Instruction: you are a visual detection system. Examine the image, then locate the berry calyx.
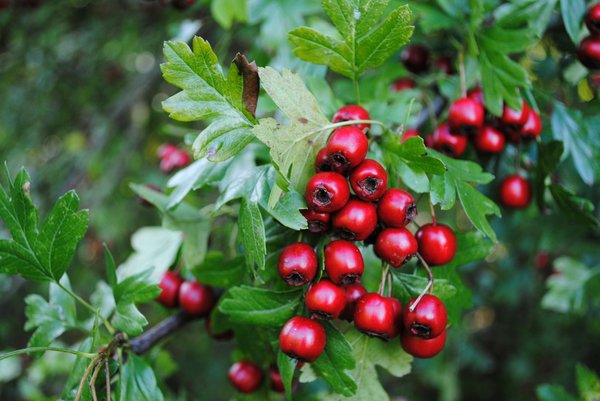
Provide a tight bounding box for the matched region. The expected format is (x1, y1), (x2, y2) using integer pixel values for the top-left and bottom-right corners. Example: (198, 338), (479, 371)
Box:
(448, 97), (485, 136)
(278, 242), (318, 286)
(279, 316), (326, 362)
(402, 294), (447, 339)
(578, 36), (600, 70)
(374, 228), (418, 267)
(301, 209), (330, 233)
(585, 4), (600, 35)
(401, 44), (430, 74)
(178, 281), (215, 316)
(391, 77), (416, 92)
(349, 159), (388, 201)
(315, 148), (332, 172)
(415, 223), (457, 266)
(325, 126), (369, 173)
(269, 365), (285, 393)
(353, 293), (396, 340)
(305, 279), (347, 320)
(377, 188), (417, 228)
(332, 105), (371, 132)
(305, 172), (350, 213)
(400, 329), (447, 358)
(332, 198), (378, 241)
(474, 125), (506, 154)
(324, 240), (365, 285)
(156, 271), (184, 308)
(341, 283), (368, 321)
(499, 175), (532, 209)
(426, 122), (468, 157)
(228, 360), (264, 394)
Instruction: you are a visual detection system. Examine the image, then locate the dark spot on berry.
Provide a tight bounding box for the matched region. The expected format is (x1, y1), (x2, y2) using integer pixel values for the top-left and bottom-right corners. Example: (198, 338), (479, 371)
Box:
(314, 186), (332, 206)
(358, 177), (382, 195)
(285, 272), (307, 286)
(311, 311), (333, 320)
(337, 229), (357, 241)
(341, 274), (360, 286)
(409, 323), (433, 339)
(405, 202), (417, 223)
(307, 221), (327, 233)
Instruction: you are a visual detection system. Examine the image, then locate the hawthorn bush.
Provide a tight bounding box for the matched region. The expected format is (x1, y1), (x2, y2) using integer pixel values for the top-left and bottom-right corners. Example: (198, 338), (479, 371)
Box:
(1, 0), (600, 400)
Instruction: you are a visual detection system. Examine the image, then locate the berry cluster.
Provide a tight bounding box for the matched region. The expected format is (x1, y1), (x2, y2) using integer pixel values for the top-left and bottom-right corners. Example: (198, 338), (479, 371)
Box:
(227, 361), (287, 394)
(157, 143), (192, 174)
(277, 105), (456, 366)
(579, 4), (600, 71)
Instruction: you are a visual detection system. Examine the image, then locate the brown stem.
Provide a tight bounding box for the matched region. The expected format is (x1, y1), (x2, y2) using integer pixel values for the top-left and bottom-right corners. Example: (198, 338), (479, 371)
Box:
(105, 361), (111, 401)
(128, 311), (197, 355)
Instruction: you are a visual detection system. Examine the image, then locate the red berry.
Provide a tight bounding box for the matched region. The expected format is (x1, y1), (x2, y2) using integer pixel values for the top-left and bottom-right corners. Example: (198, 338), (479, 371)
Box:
(585, 4), (600, 35)
(375, 228), (418, 268)
(349, 159), (388, 201)
(426, 122), (468, 157)
(301, 209), (330, 233)
(402, 294), (447, 339)
(325, 126), (369, 174)
(401, 129), (420, 142)
(474, 125), (505, 154)
(228, 360), (264, 394)
(391, 77), (416, 92)
(535, 251), (551, 270)
(499, 175), (532, 209)
(354, 293), (396, 340)
(156, 271), (184, 308)
(415, 224), (457, 266)
(305, 279), (347, 320)
(332, 198), (378, 241)
(467, 87), (484, 105)
(518, 107), (542, 142)
(332, 105), (371, 132)
(448, 97), (485, 136)
(433, 56), (455, 75)
(278, 242), (318, 286)
(157, 144), (178, 159)
(269, 365), (285, 393)
(205, 317), (234, 341)
(501, 101), (529, 133)
(385, 297), (403, 339)
(377, 188), (417, 228)
(315, 148), (332, 172)
(159, 147), (192, 173)
(324, 240), (364, 285)
(178, 281), (215, 316)
(305, 172), (350, 213)
(401, 329), (447, 358)
(341, 283), (368, 321)
(279, 316), (326, 362)
(401, 44), (430, 74)
(578, 36), (600, 70)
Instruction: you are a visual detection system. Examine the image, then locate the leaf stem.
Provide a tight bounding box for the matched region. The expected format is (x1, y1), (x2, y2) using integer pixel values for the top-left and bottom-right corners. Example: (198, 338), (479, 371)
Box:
(458, 50), (467, 98)
(353, 78), (361, 104)
(429, 197), (437, 226)
(0, 347), (96, 361)
(57, 282), (116, 335)
(300, 119), (386, 142)
(75, 357), (101, 401)
(378, 262), (390, 295)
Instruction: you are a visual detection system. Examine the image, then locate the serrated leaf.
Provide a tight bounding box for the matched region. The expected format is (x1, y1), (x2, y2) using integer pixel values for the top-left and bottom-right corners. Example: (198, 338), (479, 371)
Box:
(549, 184), (600, 231)
(211, 0), (248, 29)
(576, 364), (600, 401)
(541, 257), (594, 314)
(277, 350), (297, 401)
(560, 0), (586, 44)
(118, 355), (165, 401)
(495, 0), (558, 37)
(192, 251), (245, 288)
(112, 302), (148, 336)
(239, 199), (266, 274)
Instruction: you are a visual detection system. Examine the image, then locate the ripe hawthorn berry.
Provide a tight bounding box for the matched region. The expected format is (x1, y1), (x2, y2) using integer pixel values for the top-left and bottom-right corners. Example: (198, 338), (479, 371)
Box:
(585, 4), (600, 35)
(305, 279), (347, 320)
(518, 107), (542, 142)
(158, 144), (191, 173)
(375, 228), (418, 268)
(425, 122), (468, 157)
(269, 365), (285, 393)
(178, 281), (215, 316)
(278, 242), (318, 286)
(385, 297), (403, 340)
(448, 97), (485, 136)
(156, 271), (184, 308)
(402, 294), (448, 339)
(391, 77), (416, 92)
(401, 329), (447, 358)
(340, 283), (368, 321)
(315, 148), (332, 172)
(499, 175), (532, 209)
(401, 129), (420, 142)
(401, 44), (430, 74)
(433, 56), (455, 75)
(501, 101), (529, 133)
(415, 223), (457, 266)
(305, 172), (350, 213)
(578, 36), (600, 70)
(228, 360), (264, 394)
(279, 316), (326, 362)
(474, 125), (505, 154)
(332, 198), (378, 241)
(301, 209), (330, 233)
(349, 159), (388, 201)
(353, 293), (396, 340)
(467, 87), (484, 105)
(324, 240), (365, 285)
(377, 188), (417, 228)
(325, 126), (369, 174)
(332, 105), (371, 132)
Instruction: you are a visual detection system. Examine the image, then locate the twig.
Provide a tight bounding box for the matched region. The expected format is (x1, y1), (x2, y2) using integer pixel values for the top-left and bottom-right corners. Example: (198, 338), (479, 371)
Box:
(128, 310), (196, 354)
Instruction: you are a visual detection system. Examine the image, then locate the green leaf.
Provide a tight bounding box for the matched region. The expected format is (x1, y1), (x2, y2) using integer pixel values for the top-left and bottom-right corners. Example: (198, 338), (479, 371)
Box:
(536, 384), (580, 401)
(112, 302), (149, 337)
(548, 184), (600, 231)
(61, 335), (99, 401)
(289, 1), (414, 78)
(118, 355), (165, 401)
(192, 251), (245, 288)
(534, 141), (564, 210)
(495, 0), (558, 37)
(161, 37), (254, 161)
(277, 350), (297, 401)
(576, 364), (600, 401)
(103, 243), (117, 289)
(211, 0), (248, 29)
(239, 199), (266, 274)
(541, 257), (594, 314)
(219, 286), (302, 327)
(560, 0), (586, 44)
(112, 269), (160, 336)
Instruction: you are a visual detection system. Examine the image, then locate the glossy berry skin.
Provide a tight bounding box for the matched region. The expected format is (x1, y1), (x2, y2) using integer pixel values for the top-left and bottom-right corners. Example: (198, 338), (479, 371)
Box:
(325, 126), (369, 174)
(324, 240), (365, 285)
(205, 317), (234, 341)
(315, 148), (332, 172)
(228, 360), (264, 394)
(377, 188), (417, 228)
(332, 198), (378, 241)
(301, 209), (330, 233)
(269, 365), (285, 393)
(499, 175), (532, 209)
(578, 36), (600, 70)
(518, 107), (542, 142)
(401, 129), (420, 142)
(305, 279), (347, 320)
(401, 329), (447, 358)
(332, 105), (371, 132)
(501, 101), (529, 133)
(341, 283), (368, 321)
(426, 122), (468, 157)
(585, 4), (600, 35)
(402, 294), (448, 339)
(178, 281), (215, 316)
(305, 172), (350, 213)
(467, 87), (484, 105)
(416, 224), (457, 266)
(279, 316), (326, 362)
(278, 242), (318, 286)
(385, 297), (403, 339)
(354, 293), (396, 340)
(474, 125), (505, 154)
(349, 159), (388, 201)
(391, 77), (416, 92)
(156, 271), (184, 308)
(375, 228), (418, 268)
(448, 98), (485, 136)
(401, 44), (430, 74)
(433, 56), (455, 75)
